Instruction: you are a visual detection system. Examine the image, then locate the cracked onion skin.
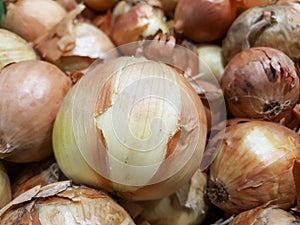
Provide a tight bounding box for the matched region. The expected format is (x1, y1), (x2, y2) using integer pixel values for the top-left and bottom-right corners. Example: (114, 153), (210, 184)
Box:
(0, 60), (72, 163)
(221, 47), (300, 122)
(52, 56), (207, 201)
(207, 120), (300, 215)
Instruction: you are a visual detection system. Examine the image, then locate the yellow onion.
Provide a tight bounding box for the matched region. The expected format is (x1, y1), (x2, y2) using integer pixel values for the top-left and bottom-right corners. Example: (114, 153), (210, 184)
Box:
(84, 0), (118, 12)
(53, 56), (207, 201)
(207, 120), (300, 215)
(34, 5), (119, 73)
(0, 181), (136, 224)
(0, 60), (72, 163)
(0, 162), (11, 209)
(229, 205), (299, 224)
(1, 0), (67, 42)
(0, 28), (38, 70)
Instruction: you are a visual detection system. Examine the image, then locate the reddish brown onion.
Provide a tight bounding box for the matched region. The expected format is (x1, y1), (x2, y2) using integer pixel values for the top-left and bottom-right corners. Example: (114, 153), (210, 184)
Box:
(0, 60), (72, 163)
(221, 47), (300, 122)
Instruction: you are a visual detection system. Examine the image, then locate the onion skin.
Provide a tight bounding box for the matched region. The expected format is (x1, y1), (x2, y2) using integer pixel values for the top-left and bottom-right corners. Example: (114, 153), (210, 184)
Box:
(207, 120), (300, 215)
(221, 47), (300, 122)
(174, 0), (236, 42)
(0, 162), (11, 209)
(0, 60), (72, 163)
(1, 0), (67, 42)
(53, 56), (207, 201)
(222, 5), (300, 64)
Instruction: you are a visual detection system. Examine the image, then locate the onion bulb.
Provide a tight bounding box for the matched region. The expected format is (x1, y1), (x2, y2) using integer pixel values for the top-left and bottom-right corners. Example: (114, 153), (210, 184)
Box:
(222, 5), (300, 64)
(1, 0), (67, 42)
(84, 0), (118, 12)
(0, 28), (37, 70)
(0, 162), (11, 209)
(221, 47), (300, 122)
(0, 60), (72, 163)
(53, 56), (207, 201)
(34, 5), (119, 73)
(207, 120), (300, 215)
(0, 181), (136, 225)
(235, 0), (277, 13)
(229, 205), (300, 224)
(174, 0), (236, 42)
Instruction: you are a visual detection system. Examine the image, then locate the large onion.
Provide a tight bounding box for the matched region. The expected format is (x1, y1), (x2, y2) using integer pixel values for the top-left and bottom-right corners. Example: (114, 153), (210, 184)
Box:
(222, 5), (300, 64)
(53, 56), (207, 201)
(0, 60), (72, 163)
(0, 162), (11, 209)
(1, 0), (67, 42)
(207, 120), (300, 215)
(221, 47), (300, 122)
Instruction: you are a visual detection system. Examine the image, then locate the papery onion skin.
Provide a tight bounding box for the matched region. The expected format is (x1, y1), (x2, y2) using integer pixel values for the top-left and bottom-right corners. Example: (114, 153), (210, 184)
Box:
(0, 60), (72, 163)
(1, 0), (67, 42)
(0, 28), (37, 70)
(53, 56), (207, 201)
(221, 47), (300, 122)
(207, 120), (300, 215)
(174, 0), (236, 42)
(222, 5), (300, 64)
(0, 162), (11, 209)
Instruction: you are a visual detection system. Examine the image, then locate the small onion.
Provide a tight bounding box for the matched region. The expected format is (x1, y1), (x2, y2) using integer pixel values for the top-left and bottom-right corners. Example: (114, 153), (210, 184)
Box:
(221, 47), (300, 122)
(0, 28), (37, 70)
(0, 162), (11, 209)
(174, 0), (236, 42)
(53, 56), (207, 201)
(84, 0), (118, 12)
(0, 60), (72, 163)
(0, 181), (136, 225)
(207, 120), (300, 215)
(222, 5), (300, 64)
(1, 0), (67, 42)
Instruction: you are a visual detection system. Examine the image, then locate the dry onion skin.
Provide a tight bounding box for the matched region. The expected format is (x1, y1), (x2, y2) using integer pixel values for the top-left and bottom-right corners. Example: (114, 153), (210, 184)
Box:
(229, 205), (300, 225)
(222, 5), (300, 64)
(1, 0), (67, 42)
(52, 56), (207, 201)
(0, 60), (72, 163)
(221, 47), (300, 122)
(207, 120), (300, 215)
(0, 28), (37, 70)
(0, 162), (12, 209)
(34, 5), (119, 73)
(0, 181), (136, 225)
(174, 0), (236, 42)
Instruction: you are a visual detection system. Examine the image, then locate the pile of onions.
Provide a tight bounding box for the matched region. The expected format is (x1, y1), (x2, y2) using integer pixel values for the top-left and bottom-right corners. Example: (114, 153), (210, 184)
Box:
(0, 28), (37, 70)
(221, 47), (300, 122)
(174, 0), (236, 42)
(0, 181), (135, 225)
(222, 5), (300, 64)
(207, 120), (300, 215)
(1, 0), (67, 42)
(0, 60), (72, 163)
(34, 5), (119, 73)
(0, 162), (11, 209)
(53, 56), (207, 201)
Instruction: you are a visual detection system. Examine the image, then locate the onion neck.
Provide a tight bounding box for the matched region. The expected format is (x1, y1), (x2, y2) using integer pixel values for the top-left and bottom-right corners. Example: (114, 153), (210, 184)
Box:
(207, 179), (228, 204)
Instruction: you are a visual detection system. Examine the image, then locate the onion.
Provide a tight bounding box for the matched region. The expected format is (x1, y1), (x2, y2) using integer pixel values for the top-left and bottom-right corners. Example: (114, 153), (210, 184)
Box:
(229, 205), (299, 224)
(0, 60), (72, 163)
(235, 0), (276, 13)
(161, 0), (178, 18)
(52, 56), (207, 201)
(276, 0), (300, 12)
(34, 5), (119, 73)
(55, 0), (79, 11)
(84, 0), (118, 12)
(0, 28), (37, 70)
(207, 120), (300, 215)
(221, 47), (300, 122)
(0, 162), (11, 209)
(174, 0), (236, 42)
(0, 181), (136, 225)
(1, 0), (67, 42)
(222, 5), (300, 64)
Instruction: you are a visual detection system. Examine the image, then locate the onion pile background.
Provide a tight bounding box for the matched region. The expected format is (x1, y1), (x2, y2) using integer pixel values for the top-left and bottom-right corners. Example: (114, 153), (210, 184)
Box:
(0, 0), (300, 224)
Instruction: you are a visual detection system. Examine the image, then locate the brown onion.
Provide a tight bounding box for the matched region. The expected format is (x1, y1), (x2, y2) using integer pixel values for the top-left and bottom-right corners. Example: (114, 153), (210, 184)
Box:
(0, 162), (11, 209)
(207, 120), (300, 214)
(1, 0), (66, 42)
(235, 0), (276, 13)
(0, 181), (136, 225)
(0, 60), (72, 163)
(174, 0), (236, 42)
(84, 0), (118, 12)
(222, 5), (300, 64)
(221, 47), (300, 122)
